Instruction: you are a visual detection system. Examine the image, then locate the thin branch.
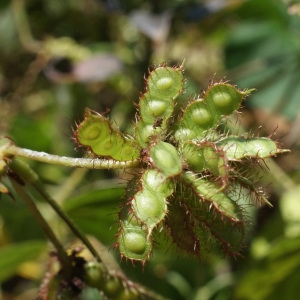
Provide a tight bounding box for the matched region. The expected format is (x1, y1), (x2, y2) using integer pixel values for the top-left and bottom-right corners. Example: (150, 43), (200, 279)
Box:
(4, 144), (141, 169)
(32, 180), (103, 263)
(11, 0), (41, 53)
(8, 159), (106, 264)
(8, 160), (167, 300)
(9, 179), (72, 276)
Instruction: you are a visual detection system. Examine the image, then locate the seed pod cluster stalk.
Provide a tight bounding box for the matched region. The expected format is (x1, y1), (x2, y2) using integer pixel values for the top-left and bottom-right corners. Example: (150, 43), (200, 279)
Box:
(84, 261), (141, 299)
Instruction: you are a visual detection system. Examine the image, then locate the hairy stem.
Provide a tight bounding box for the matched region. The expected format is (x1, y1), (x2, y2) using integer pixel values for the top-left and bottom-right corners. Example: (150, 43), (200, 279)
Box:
(4, 145), (140, 169)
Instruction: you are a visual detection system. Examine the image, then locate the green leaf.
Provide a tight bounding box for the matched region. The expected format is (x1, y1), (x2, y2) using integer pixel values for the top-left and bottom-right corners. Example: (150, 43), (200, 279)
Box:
(235, 237), (300, 300)
(280, 186), (300, 238)
(64, 188), (123, 244)
(63, 187), (124, 212)
(0, 241), (46, 282)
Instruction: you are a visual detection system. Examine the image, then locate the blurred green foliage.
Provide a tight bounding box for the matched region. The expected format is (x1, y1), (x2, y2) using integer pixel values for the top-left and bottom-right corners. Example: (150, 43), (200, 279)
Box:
(0, 0), (300, 299)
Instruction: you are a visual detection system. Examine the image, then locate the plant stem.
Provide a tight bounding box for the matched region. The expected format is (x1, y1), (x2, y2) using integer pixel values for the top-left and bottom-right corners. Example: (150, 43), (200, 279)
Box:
(9, 179), (72, 276)
(32, 180), (103, 263)
(8, 158), (104, 263)
(8, 160), (167, 300)
(11, 0), (41, 53)
(4, 144), (140, 169)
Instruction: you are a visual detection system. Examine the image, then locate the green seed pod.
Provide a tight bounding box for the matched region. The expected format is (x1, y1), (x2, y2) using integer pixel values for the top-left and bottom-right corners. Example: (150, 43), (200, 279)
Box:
(173, 126), (196, 141)
(175, 99), (214, 141)
(75, 109), (140, 161)
(118, 225), (152, 262)
(166, 198), (200, 257)
(190, 104), (213, 126)
(182, 142), (228, 179)
(125, 170), (172, 229)
(184, 173), (242, 221)
(147, 66), (183, 99)
(174, 84), (252, 143)
(132, 189), (167, 228)
(84, 261), (139, 299)
(115, 288), (138, 300)
(208, 218), (245, 253)
(118, 169), (173, 261)
(84, 261), (106, 289)
(135, 120), (163, 148)
(205, 83), (252, 116)
(101, 277), (123, 298)
(149, 141), (182, 177)
(135, 65), (184, 146)
(202, 145), (228, 179)
(179, 172), (245, 254)
(139, 94), (173, 124)
(119, 204), (141, 228)
(142, 168), (174, 196)
(217, 137), (289, 160)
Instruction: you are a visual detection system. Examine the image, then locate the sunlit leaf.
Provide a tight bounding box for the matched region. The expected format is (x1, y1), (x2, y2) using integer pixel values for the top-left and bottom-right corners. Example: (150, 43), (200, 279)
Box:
(0, 241), (46, 282)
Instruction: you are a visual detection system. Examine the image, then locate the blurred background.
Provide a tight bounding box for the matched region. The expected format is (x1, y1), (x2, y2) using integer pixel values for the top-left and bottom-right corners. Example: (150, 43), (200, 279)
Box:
(1, 0), (300, 299)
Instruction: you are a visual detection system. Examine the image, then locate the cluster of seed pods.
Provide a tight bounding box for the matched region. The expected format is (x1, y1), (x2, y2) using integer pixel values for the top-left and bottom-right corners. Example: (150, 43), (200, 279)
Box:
(41, 256), (145, 299)
(75, 109), (140, 161)
(75, 63), (287, 264)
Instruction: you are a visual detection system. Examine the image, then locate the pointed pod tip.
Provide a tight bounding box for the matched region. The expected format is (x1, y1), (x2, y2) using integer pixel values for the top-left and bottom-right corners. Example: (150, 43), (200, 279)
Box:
(180, 58), (186, 69)
(242, 88), (256, 96)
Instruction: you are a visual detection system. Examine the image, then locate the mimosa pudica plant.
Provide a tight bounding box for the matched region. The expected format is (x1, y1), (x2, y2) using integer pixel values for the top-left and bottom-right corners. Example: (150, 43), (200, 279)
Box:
(73, 62), (288, 264)
(0, 62), (289, 299)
